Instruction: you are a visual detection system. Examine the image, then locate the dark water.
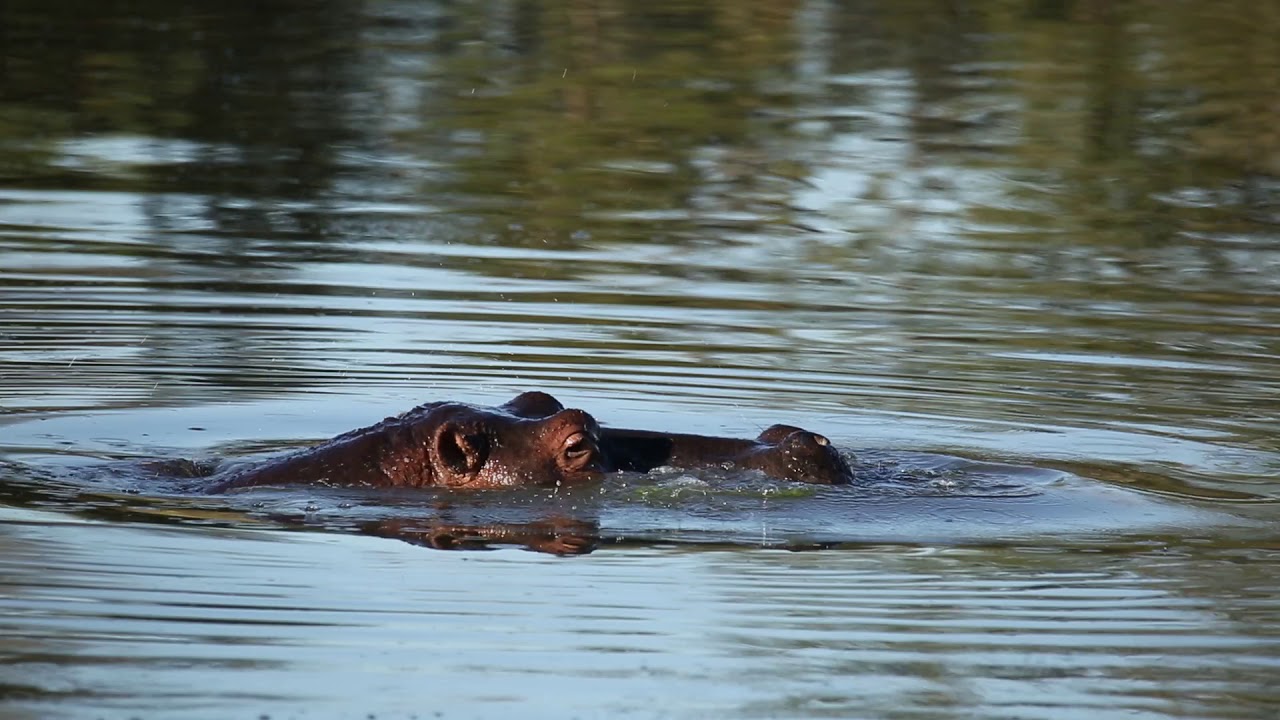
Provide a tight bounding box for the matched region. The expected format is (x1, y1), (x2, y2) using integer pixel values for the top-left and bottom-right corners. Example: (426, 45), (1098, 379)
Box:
(3, 1), (1279, 718)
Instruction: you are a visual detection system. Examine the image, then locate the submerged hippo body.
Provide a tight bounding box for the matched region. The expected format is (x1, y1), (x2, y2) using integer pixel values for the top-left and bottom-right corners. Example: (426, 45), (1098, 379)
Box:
(206, 394), (603, 492)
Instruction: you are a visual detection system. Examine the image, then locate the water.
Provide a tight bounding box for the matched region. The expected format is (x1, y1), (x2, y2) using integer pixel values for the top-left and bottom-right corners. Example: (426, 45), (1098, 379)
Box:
(2, 1), (1279, 717)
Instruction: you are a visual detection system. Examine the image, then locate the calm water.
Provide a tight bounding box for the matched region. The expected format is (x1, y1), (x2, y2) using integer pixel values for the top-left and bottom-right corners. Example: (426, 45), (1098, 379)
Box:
(3, 1), (1279, 718)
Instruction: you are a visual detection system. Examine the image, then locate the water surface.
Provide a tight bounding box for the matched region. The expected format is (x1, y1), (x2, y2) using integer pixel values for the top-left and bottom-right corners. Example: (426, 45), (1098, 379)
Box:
(2, 1), (1279, 718)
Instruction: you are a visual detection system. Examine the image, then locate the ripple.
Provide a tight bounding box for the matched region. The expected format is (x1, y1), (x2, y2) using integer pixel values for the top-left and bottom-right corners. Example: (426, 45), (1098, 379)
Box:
(3, 3), (1280, 717)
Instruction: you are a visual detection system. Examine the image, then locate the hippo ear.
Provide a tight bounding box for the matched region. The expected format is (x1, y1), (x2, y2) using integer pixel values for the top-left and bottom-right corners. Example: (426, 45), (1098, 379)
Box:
(435, 424), (489, 475)
(756, 424), (805, 444)
(501, 391), (565, 419)
(778, 430), (829, 451)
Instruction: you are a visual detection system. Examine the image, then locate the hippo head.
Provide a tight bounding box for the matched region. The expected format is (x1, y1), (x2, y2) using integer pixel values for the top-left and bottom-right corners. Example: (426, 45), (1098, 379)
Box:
(407, 392), (603, 489)
(743, 424), (855, 485)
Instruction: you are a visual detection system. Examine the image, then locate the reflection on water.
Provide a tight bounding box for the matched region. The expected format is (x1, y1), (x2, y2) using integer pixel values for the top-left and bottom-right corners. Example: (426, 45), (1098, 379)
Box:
(3, 506), (1278, 719)
(2, 0), (1279, 718)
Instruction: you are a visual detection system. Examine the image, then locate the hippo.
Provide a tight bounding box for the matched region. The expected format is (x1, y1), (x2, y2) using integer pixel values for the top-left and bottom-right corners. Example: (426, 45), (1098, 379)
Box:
(206, 394), (604, 492)
(203, 391), (853, 492)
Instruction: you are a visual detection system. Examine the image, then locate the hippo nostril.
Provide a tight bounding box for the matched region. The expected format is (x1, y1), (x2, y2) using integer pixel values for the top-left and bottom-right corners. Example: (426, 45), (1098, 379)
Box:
(562, 432), (595, 461)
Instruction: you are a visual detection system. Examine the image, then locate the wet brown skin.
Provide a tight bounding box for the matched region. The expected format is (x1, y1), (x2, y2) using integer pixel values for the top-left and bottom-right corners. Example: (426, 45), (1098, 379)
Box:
(205, 391), (852, 492)
(205, 394), (603, 492)
(505, 391), (855, 486)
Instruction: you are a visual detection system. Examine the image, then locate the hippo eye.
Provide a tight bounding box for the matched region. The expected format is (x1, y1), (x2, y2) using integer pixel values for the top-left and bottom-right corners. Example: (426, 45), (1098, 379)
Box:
(562, 432), (594, 459)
